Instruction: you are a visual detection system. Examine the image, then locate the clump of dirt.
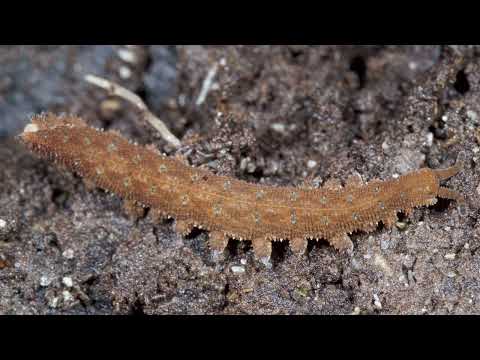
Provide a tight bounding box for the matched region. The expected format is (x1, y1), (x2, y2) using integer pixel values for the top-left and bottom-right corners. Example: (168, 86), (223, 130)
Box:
(1, 45), (480, 314)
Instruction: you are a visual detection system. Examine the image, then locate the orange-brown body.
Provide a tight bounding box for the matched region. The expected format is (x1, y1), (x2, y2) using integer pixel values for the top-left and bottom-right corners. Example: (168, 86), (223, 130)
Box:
(20, 114), (465, 259)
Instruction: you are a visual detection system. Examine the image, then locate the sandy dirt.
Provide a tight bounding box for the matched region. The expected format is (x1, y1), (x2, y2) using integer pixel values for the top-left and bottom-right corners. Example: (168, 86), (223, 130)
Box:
(1, 45), (479, 314)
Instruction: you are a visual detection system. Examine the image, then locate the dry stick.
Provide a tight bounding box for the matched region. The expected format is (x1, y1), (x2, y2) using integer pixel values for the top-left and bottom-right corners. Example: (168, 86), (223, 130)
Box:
(84, 74), (181, 148)
(195, 62), (218, 106)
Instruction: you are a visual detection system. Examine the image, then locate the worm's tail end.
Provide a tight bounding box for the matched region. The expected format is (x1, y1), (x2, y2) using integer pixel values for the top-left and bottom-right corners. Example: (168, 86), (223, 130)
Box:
(434, 151), (466, 207)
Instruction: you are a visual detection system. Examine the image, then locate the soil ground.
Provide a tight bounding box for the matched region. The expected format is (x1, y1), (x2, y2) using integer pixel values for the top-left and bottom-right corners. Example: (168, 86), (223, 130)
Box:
(1, 45), (480, 314)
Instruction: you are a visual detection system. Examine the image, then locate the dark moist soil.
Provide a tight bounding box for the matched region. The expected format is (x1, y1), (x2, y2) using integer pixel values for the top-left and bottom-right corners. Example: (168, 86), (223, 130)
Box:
(1, 45), (480, 314)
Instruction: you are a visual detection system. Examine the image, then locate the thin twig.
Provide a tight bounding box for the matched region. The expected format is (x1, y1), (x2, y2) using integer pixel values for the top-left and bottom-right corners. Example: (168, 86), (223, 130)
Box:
(195, 62), (218, 106)
(84, 74), (181, 148)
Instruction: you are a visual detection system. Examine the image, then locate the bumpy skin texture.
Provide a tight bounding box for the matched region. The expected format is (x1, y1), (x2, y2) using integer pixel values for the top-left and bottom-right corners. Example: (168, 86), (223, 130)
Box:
(20, 113), (465, 259)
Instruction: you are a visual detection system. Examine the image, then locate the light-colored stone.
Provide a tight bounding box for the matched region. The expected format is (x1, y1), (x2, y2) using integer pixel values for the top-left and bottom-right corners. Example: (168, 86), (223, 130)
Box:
(62, 249), (74, 259)
(119, 66), (132, 79)
(467, 110), (478, 122)
(62, 276), (73, 287)
(231, 265), (245, 274)
(49, 297), (59, 308)
(307, 160), (317, 169)
(62, 290), (73, 302)
(270, 123), (286, 133)
(40, 275), (51, 287)
(373, 294), (382, 310)
(117, 48), (137, 64)
(444, 253), (456, 260)
(426, 132), (433, 147)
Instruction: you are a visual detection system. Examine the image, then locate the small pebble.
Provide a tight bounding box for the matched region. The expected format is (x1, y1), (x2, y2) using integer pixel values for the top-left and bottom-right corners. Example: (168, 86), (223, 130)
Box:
(117, 48), (137, 64)
(444, 253), (456, 260)
(0, 219), (6, 228)
(62, 276), (73, 287)
(467, 110), (478, 122)
(40, 275), (51, 287)
(49, 297), (59, 308)
(240, 258), (247, 265)
(351, 306), (361, 315)
(62, 290), (73, 302)
(270, 123), (286, 133)
(426, 132), (433, 147)
(178, 94), (186, 107)
(307, 160), (317, 169)
(118, 66), (132, 79)
(373, 294), (382, 310)
(447, 271), (457, 278)
(62, 249), (74, 259)
(231, 265), (245, 274)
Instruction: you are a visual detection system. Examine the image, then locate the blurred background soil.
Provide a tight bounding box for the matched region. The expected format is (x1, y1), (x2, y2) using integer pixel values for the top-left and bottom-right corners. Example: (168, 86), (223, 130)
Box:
(1, 45), (480, 314)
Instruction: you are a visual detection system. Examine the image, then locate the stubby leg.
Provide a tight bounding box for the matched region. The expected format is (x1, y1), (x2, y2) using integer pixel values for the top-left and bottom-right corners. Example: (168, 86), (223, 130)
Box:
(290, 237), (308, 256)
(175, 220), (193, 236)
(329, 233), (353, 253)
(208, 231), (228, 252)
(437, 187), (465, 205)
(252, 238), (272, 259)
